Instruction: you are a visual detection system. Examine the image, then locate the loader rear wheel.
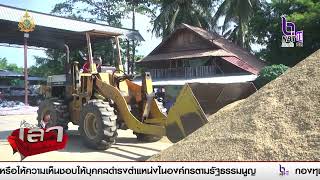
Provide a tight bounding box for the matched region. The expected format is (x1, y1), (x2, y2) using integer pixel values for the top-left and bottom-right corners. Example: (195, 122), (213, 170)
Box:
(79, 100), (118, 150)
(37, 98), (69, 129)
(135, 100), (167, 142)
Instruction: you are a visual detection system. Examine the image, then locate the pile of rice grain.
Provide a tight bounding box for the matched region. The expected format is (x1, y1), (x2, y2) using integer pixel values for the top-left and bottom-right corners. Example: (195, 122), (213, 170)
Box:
(149, 49), (320, 161)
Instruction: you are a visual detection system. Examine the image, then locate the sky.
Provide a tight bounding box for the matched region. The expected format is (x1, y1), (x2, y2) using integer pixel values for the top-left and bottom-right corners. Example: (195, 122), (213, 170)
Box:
(0, 0), (162, 67)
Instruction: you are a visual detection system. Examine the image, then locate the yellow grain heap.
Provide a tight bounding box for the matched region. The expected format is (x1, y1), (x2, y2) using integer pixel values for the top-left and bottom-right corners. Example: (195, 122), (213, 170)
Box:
(149, 49), (320, 161)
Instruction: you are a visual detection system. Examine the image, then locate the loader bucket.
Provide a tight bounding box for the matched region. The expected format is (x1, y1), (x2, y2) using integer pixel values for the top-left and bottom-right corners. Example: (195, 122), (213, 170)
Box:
(166, 82), (257, 143)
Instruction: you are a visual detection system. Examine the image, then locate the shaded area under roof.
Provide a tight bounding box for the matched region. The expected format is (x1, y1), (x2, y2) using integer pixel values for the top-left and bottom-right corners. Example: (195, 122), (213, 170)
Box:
(0, 4), (144, 50)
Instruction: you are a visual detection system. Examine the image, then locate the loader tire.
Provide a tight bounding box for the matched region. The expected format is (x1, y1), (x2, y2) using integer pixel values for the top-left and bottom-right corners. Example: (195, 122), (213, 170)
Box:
(135, 100), (167, 142)
(79, 100), (118, 150)
(37, 98), (69, 130)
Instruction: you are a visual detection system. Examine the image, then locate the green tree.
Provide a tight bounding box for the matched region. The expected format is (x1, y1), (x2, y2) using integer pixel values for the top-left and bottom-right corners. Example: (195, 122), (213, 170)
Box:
(29, 49), (69, 77)
(0, 57), (23, 73)
(254, 64), (289, 89)
(52, 0), (158, 29)
(152, 0), (215, 38)
(52, 0), (126, 26)
(52, 0), (154, 73)
(249, 0), (320, 66)
(212, 0), (260, 49)
(0, 57), (23, 86)
(29, 39), (123, 77)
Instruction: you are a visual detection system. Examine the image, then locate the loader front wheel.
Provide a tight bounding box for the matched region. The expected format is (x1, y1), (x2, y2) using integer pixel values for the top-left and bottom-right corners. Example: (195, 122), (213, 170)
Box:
(37, 98), (69, 129)
(79, 100), (117, 150)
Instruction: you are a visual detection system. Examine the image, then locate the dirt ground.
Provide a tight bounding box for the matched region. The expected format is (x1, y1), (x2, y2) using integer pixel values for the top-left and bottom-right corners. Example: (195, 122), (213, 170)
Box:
(0, 114), (172, 161)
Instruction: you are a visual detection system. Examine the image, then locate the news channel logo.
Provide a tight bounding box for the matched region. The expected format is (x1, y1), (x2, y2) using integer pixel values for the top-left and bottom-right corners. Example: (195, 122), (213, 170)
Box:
(281, 16), (303, 48)
(279, 164), (289, 176)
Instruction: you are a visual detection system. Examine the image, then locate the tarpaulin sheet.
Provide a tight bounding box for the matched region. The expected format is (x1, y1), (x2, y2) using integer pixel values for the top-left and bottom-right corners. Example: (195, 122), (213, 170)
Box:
(0, 106), (38, 116)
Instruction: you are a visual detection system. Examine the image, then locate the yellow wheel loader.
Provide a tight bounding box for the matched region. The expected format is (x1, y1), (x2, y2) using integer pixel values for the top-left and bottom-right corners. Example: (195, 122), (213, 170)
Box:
(38, 31), (256, 150)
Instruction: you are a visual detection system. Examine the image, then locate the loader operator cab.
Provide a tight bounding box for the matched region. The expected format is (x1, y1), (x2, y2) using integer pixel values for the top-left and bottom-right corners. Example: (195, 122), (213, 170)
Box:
(79, 53), (103, 73)
(75, 32), (134, 84)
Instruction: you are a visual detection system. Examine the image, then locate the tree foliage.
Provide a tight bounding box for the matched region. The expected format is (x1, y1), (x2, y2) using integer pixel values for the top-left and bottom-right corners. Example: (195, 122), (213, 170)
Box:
(0, 57), (23, 73)
(212, 0), (260, 49)
(29, 39), (127, 77)
(52, 0), (126, 26)
(52, 0), (158, 27)
(152, 0), (214, 38)
(29, 49), (68, 77)
(51, 0), (154, 74)
(249, 0), (320, 66)
(254, 64), (289, 89)
(0, 58), (23, 86)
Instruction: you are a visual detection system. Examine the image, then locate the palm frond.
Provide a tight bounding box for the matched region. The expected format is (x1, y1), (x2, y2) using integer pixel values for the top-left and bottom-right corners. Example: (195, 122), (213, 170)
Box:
(212, 0), (231, 26)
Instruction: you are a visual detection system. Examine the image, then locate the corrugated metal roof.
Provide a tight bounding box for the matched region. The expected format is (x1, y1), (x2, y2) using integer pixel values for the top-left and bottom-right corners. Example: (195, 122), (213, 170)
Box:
(0, 4), (144, 41)
(0, 69), (45, 81)
(28, 76), (45, 81)
(0, 69), (23, 77)
(138, 49), (234, 62)
(221, 56), (259, 75)
(0, 4), (144, 49)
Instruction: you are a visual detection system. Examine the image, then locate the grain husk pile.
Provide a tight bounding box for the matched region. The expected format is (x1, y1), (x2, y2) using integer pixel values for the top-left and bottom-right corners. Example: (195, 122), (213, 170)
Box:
(149, 49), (320, 161)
